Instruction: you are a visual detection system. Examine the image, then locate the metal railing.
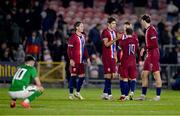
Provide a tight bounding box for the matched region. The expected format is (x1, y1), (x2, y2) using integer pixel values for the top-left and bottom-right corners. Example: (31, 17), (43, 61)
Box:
(85, 64), (180, 89)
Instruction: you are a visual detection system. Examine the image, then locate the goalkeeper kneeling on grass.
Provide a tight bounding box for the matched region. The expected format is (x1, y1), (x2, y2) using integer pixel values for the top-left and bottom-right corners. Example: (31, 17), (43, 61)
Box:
(9, 55), (44, 109)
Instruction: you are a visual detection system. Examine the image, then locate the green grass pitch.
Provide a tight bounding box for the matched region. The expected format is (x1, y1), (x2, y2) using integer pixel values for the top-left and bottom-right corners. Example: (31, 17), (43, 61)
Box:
(0, 88), (180, 115)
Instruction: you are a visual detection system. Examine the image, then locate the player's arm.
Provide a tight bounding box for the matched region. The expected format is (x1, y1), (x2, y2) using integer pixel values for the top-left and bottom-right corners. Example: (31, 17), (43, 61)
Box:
(34, 77), (44, 92)
(67, 37), (75, 66)
(84, 47), (91, 65)
(103, 33), (121, 47)
(137, 46), (142, 64)
(31, 67), (44, 92)
(136, 42), (143, 66)
(135, 38), (142, 62)
(117, 39), (123, 63)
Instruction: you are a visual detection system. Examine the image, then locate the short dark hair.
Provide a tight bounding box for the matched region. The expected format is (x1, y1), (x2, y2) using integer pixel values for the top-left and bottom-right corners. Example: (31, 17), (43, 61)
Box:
(25, 55), (36, 62)
(126, 28), (133, 35)
(124, 21), (131, 25)
(107, 17), (116, 24)
(74, 21), (82, 31)
(141, 14), (151, 23)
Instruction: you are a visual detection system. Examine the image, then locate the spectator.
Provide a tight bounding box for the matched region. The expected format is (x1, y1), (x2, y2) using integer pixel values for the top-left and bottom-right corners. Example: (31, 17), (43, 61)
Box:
(134, 20), (145, 46)
(172, 68), (180, 90)
(104, 0), (124, 15)
(0, 42), (8, 60)
(62, 0), (71, 8)
(168, 47), (178, 64)
(41, 6), (57, 32)
(83, 0), (94, 8)
(172, 28), (180, 45)
(25, 31), (43, 60)
(167, 0), (179, 22)
(1, 47), (14, 62)
(57, 14), (68, 40)
(10, 22), (21, 49)
(160, 24), (171, 46)
(132, 0), (147, 17)
(171, 20), (180, 37)
(151, 0), (159, 10)
(14, 44), (25, 64)
(51, 39), (64, 61)
(88, 23), (102, 55)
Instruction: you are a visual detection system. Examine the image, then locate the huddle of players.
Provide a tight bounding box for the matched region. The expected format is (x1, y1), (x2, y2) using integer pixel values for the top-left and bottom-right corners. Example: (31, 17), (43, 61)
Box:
(67, 14), (162, 101)
(8, 14), (161, 109)
(101, 17), (141, 101)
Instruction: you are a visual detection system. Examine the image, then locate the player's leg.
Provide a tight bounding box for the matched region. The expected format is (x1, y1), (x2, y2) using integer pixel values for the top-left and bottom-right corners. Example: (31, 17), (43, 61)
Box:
(9, 90), (25, 108)
(119, 77), (124, 96)
(107, 59), (116, 100)
(141, 70), (150, 97)
(101, 59), (111, 100)
(69, 65), (77, 100)
(129, 65), (137, 100)
(140, 57), (151, 100)
(21, 85), (44, 108)
(118, 66), (124, 98)
(134, 70), (150, 101)
(152, 52), (162, 101)
(122, 77), (129, 101)
(101, 73), (111, 100)
(118, 65), (126, 100)
(153, 71), (162, 101)
(74, 63), (85, 100)
(118, 66), (129, 101)
(129, 79), (136, 100)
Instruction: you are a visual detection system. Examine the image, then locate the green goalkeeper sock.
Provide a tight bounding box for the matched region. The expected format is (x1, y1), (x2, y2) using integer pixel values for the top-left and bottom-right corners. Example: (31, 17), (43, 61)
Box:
(27, 91), (43, 102)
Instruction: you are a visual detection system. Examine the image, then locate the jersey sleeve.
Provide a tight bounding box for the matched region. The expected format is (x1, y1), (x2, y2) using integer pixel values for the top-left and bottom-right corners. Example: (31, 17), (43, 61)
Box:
(145, 27), (158, 50)
(149, 28), (157, 40)
(67, 36), (75, 59)
(101, 30), (109, 41)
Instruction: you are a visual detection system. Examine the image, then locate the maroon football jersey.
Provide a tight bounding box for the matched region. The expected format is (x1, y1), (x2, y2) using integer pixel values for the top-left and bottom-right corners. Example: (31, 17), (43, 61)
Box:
(101, 28), (117, 60)
(67, 33), (88, 64)
(145, 25), (159, 53)
(119, 35), (140, 65)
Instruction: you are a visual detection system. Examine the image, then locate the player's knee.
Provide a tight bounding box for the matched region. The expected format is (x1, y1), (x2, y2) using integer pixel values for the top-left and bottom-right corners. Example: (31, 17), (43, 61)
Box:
(141, 71), (148, 79)
(156, 78), (162, 87)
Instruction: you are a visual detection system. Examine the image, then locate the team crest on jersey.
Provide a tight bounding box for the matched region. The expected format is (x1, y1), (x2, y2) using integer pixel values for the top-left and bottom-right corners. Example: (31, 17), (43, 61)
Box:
(108, 68), (110, 72)
(73, 68), (76, 72)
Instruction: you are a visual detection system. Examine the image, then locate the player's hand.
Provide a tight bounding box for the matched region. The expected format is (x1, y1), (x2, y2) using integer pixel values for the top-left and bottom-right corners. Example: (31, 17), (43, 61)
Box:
(37, 86), (44, 92)
(139, 61), (143, 66)
(87, 58), (91, 66)
(117, 33), (122, 40)
(138, 61), (143, 71)
(70, 59), (75, 66)
(140, 48), (145, 56)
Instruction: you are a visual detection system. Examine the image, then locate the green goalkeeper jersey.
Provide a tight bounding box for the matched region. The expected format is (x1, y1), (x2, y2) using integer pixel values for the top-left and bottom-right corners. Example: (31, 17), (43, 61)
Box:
(9, 64), (37, 91)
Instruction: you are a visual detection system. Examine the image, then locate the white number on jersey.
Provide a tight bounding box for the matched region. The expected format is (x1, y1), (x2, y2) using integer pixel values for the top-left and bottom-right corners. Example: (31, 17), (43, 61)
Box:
(128, 44), (135, 55)
(13, 68), (27, 80)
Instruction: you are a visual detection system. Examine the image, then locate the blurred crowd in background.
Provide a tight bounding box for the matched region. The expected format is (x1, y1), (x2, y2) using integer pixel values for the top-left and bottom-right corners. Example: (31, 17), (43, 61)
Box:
(0, 0), (180, 65)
